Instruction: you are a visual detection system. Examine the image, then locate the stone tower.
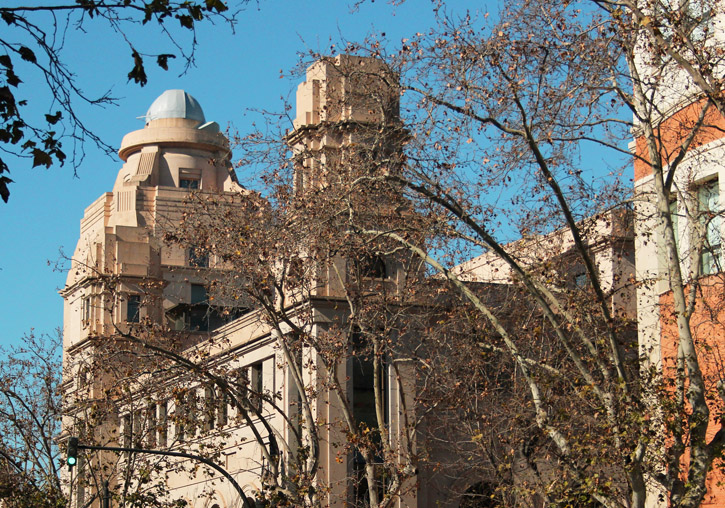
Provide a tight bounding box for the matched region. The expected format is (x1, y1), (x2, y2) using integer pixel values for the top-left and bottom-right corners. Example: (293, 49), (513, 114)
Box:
(62, 90), (242, 352)
(284, 55), (409, 297)
(61, 92), (244, 507)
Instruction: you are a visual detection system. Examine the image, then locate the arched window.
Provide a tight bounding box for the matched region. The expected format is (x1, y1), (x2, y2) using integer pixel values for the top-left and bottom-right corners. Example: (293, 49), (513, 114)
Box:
(459, 482), (502, 508)
(359, 254), (386, 279)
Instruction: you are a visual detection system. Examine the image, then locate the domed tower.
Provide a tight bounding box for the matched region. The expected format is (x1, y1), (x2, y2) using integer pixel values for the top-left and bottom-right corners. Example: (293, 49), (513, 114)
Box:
(61, 90), (246, 506)
(62, 90), (242, 348)
(62, 88), (243, 381)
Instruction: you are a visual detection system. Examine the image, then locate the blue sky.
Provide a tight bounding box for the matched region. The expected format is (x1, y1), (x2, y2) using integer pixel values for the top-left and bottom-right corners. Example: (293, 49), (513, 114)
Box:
(0, 0), (483, 348)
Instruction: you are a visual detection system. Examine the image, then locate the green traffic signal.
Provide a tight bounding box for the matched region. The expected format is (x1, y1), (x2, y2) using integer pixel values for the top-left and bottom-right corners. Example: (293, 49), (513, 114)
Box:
(67, 437), (78, 468)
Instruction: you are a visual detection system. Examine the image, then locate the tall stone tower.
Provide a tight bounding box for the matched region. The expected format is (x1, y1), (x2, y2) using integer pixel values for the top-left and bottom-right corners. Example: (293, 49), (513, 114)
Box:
(285, 55), (409, 297)
(286, 54), (401, 193)
(62, 90), (242, 351)
(61, 92), (243, 505)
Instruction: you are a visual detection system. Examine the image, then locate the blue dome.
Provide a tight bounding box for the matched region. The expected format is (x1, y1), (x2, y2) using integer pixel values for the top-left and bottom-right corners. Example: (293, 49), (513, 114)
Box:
(145, 90), (206, 123)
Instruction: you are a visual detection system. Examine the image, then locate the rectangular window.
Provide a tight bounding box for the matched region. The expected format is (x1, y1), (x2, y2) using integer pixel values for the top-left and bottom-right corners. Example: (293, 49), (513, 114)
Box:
(183, 391), (199, 438)
(189, 284), (209, 331)
(350, 332), (387, 506)
(82, 297), (91, 326)
(191, 284), (207, 304)
(698, 180), (721, 275)
(189, 246), (209, 268)
(158, 402), (168, 448)
(174, 393), (186, 443)
(685, 0), (713, 41)
(146, 404), (157, 448)
(122, 414), (132, 448)
(179, 178), (200, 189)
(250, 362), (264, 413)
(204, 386), (216, 432)
(126, 294), (140, 323)
(218, 390), (228, 427)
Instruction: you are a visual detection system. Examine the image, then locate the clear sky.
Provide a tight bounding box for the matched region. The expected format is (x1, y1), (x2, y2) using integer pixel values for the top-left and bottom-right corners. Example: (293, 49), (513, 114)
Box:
(0, 0), (482, 348)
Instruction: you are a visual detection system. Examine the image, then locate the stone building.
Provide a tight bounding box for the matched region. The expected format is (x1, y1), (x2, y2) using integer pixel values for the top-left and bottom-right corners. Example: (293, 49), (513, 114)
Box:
(62, 56), (425, 508)
(61, 53), (649, 508)
(630, 3), (725, 507)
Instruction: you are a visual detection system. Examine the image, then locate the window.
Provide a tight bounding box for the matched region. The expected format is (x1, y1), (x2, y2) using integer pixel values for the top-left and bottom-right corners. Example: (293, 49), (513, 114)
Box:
(350, 329), (388, 504)
(122, 414), (132, 448)
(157, 402), (168, 447)
(250, 362), (264, 413)
(218, 391), (228, 427)
(77, 366), (91, 390)
(189, 246), (209, 268)
(179, 167), (202, 189)
(655, 0), (713, 43)
(126, 294), (140, 323)
(359, 254), (387, 279)
(351, 332), (387, 432)
(204, 386), (216, 431)
(191, 284), (207, 304)
(698, 179), (721, 275)
(683, 0), (713, 42)
(146, 404), (157, 448)
(189, 284), (209, 331)
(82, 297), (91, 326)
(179, 178), (200, 189)
(174, 392), (187, 443)
(573, 272), (588, 289)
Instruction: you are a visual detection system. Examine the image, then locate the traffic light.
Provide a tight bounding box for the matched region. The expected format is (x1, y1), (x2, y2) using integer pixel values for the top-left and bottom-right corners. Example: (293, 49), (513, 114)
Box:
(67, 437), (78, 468)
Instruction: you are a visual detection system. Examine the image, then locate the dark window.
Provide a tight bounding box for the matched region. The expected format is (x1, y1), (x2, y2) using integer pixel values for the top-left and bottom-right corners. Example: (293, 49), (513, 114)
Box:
(126, 295), (140, 323)
(174, 391), (198, 442)
(359, 255), (386, 279)
(191, 284), (207, 304)
(352, 333), (385, 432)
(174, 392), (186, 443)
(217, 390), (228, 427)
(158, 402), (168, 448)
(250, 362), (264, 413)
(189, 246), (209, 268)
(180, 178), (199, 189)
(351, 330), (387, 506)
(460, 482), (505, 508)
(204, 386), (216, 431)
(573, 272), (588, 289)
(146, 404), (157, 448)
(189, 284), (209, 331)
(122, 414), (132, 448)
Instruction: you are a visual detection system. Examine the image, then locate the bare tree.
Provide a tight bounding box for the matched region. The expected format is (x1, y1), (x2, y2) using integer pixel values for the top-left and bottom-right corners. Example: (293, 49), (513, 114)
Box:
(0, 331), (63, 508)
(311, 0), (725, 507)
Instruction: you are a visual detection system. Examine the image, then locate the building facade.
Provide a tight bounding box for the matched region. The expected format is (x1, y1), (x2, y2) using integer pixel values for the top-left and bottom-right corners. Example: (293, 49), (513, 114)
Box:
(632, 3), (725, 507)
(62, 56), (432, 508)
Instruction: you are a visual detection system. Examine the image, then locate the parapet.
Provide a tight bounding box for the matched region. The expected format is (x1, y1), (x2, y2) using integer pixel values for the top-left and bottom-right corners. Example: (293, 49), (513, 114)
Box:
(292, 55), (399, 131)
